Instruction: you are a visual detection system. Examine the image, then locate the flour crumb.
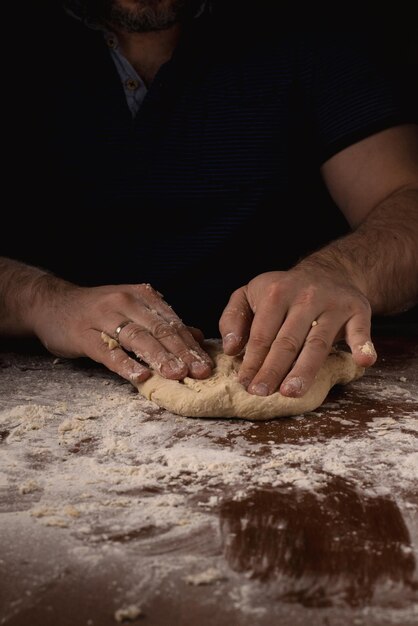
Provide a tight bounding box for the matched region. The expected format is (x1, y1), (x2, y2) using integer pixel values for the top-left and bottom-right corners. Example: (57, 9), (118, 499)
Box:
(114, 604), (143, 622)
(184, 567), (226, 586)
(405, 502), (416, 510)
(197, 495), (218, 508)
(399, 376), (407, 383)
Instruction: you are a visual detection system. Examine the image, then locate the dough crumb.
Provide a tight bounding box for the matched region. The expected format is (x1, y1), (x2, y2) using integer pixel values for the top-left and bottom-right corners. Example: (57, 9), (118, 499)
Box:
(101, 332), (119, 351)
(184, 567), (226, 586)
(18, 480), (41, 494)
(58, 419), (74, 433)
(399, 376), (407, 383)
(114, 605), (143, 622)
(64, 505), (81, 518)
(31, 506), (56, 518)
(45, 517), (69, 528)
(359, 341), (376, 357)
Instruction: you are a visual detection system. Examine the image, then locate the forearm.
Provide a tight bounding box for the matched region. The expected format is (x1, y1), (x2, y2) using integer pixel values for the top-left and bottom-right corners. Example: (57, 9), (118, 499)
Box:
(298, 188), (418, 315)
(0, 257), (69, 336)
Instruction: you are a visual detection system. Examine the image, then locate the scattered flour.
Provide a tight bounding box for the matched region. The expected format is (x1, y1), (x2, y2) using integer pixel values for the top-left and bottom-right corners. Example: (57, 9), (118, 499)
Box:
(114, 604), (143, 622)
(184, 567), (226, 585)
(18, 480), (41, 494)
(0, 351), (417, 622)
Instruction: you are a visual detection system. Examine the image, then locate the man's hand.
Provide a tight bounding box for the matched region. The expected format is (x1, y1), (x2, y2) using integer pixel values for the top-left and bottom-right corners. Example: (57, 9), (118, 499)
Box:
(33, 280), (213, 384)
(219, 268), (377, 398)
(0, 259), (212, 384)
(219, 125), (418, 399)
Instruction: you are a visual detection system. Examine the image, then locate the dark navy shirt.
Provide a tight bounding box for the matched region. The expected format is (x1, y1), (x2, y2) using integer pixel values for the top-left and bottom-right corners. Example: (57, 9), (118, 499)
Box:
(6, 4), (416, 335)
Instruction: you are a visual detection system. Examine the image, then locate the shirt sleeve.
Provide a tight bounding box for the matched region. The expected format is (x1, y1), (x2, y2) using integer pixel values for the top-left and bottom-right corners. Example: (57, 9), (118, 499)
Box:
(300, 28), (418, 164)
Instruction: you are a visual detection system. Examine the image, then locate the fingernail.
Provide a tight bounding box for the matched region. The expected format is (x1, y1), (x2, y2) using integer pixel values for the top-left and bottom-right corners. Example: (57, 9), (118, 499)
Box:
(249, 382), (269, 396)
(190, 361), (210, 377)
(281, 377), (303, 396)
(223, 332), (241, 352)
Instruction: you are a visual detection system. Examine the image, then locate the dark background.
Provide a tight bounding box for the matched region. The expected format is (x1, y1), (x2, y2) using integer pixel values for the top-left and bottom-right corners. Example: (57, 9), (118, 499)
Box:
(5, 1), (418, 327)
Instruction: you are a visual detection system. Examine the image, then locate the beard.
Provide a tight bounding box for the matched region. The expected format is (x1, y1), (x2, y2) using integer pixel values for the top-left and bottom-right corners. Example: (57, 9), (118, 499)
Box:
(64, 0), (205, 32)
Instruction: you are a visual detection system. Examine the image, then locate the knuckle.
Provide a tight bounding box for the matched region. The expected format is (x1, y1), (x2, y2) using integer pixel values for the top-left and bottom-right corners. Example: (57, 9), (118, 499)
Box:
(123, 324), (147, 343)
(341, 300), (358, 317)
(294, 285), (318, 307)
(265, 281), (283, 302)
(248, 334), (272, 351)
(305, 334), (331, 352)
(167, 318), (186, 333)
(152, 321), (177, 341)
(276, 334), (300, 355)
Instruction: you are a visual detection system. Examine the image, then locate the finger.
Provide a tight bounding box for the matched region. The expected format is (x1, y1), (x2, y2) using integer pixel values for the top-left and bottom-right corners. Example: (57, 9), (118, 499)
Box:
(136, 284), (211, 356)
(117, 309), (212, 378)
(102, 284), (212, 377)
(344, 311), (377, 367)
(219, 287), (253, 355)
(278, 314), (343, 397)
(88, 331), (151, 384)
(244, 305), (326, 395)
(111, 322), (191, 380)
(130, 286), (213, 377)
(238, 294), (313, 394)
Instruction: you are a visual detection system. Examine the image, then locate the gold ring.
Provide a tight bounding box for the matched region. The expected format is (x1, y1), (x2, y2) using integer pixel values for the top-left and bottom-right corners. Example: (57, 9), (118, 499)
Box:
(114, 320), (132, 340)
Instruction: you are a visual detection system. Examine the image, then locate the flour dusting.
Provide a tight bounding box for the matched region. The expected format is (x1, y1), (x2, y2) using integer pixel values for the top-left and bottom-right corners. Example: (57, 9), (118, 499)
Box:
(1, 349), (417, 624)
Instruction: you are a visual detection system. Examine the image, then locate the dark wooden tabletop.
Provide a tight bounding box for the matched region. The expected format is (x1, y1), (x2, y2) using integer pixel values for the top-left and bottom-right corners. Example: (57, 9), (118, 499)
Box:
(1, 326), (417, 626)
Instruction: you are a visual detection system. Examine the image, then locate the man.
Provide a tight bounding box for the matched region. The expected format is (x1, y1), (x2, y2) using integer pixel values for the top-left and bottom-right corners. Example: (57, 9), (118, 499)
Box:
(1, 0), (417, 398)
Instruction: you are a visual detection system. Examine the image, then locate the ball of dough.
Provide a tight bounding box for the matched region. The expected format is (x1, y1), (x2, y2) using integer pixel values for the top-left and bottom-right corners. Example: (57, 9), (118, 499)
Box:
(135, 339), (364, 420)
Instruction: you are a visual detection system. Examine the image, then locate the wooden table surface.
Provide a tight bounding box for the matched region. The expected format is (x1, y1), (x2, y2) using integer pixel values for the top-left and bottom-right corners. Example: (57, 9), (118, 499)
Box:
(0, 326), (417, 626)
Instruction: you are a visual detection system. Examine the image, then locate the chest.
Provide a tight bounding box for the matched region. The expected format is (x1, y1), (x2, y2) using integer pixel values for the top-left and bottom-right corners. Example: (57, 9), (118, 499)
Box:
(51, 44), (304, 207)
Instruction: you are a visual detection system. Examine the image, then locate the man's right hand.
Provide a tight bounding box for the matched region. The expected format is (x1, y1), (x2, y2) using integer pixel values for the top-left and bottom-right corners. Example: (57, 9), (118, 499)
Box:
(0, 259), (213, 384)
